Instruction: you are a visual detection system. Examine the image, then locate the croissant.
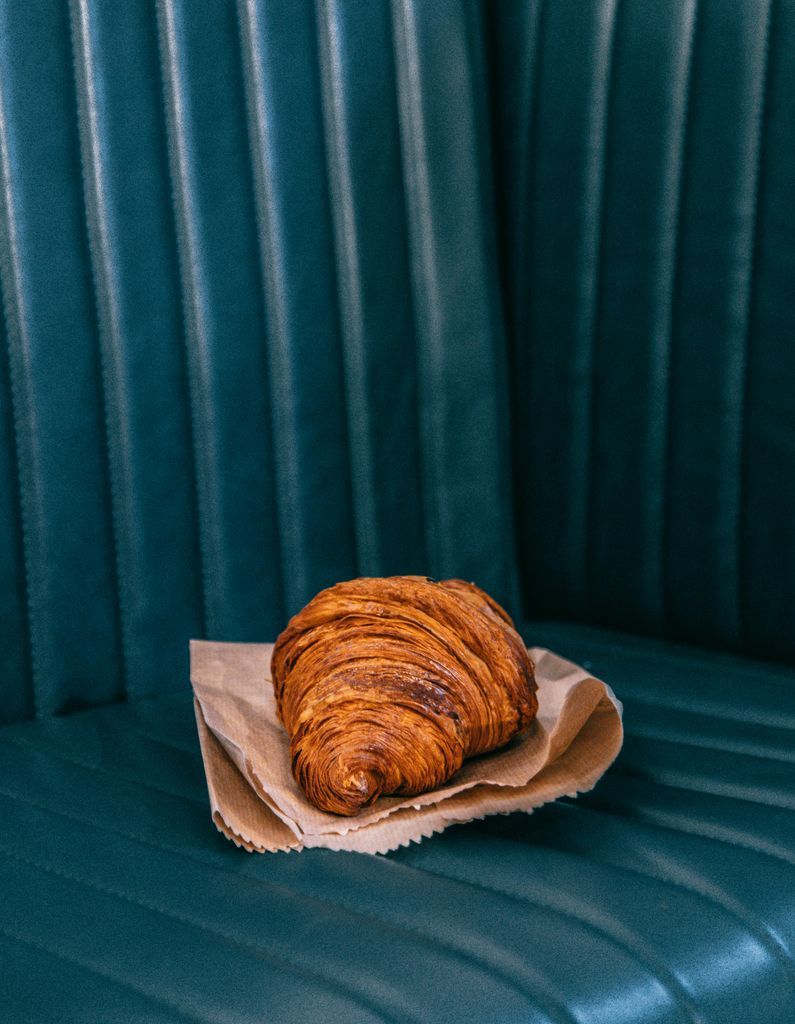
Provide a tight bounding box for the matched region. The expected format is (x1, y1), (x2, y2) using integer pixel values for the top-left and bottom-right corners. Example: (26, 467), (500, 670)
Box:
(271, 575), (538, 815)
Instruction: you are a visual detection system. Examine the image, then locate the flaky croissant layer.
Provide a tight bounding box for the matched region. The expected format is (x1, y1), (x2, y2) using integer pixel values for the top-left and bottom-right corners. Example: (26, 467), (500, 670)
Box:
(270, 576), (538, 815)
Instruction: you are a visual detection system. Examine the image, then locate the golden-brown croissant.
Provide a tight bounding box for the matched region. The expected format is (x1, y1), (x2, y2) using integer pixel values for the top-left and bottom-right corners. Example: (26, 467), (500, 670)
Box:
(271, 576), (538, 815)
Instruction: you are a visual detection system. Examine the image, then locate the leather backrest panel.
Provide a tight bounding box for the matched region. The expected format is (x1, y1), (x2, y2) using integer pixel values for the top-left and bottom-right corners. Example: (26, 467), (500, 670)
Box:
(0, 0), (514, 721)
(2, 0), (794, 724)
(489, 0), (795, 661)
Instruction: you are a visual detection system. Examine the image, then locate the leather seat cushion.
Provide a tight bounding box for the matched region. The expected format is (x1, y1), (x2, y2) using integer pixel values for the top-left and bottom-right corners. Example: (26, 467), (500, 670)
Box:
(1, 623), (793, 1024)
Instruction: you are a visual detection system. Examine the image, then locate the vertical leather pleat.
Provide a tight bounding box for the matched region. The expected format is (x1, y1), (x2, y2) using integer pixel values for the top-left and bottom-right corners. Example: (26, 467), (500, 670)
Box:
(237, 0), (357, 616)
(485, 0), (544, 344)
(731, 1), (775, 653)
(68, 0), (134, 699)
(155, 0), (284, 642)
(664, 0), (773, 650)
(568, 0), (619, 625)
(391, 0), (516, 607)
(741, 0), (795, 662)
(587, 0), (699, 634)
(155, 0), (218, 638)
(0, 0), (123, 716)
(484, 0), (546, 622)
(68, 0), (205, 701)
(499, 0), (619, 620)
(0, 283), (33, 723)
(315, 0), (426, 578)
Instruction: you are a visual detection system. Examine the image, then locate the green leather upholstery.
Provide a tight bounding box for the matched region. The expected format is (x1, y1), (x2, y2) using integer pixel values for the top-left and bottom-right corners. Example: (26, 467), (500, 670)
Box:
(1, 623), (793, 1023)
(490, 0), (795, 660)
(0, 0), (513, 722)
(0, 1), (793, 1022)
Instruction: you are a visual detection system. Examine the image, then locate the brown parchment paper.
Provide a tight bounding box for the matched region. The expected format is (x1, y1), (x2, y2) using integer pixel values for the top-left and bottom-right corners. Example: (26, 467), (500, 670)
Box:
(190, 640), (623, 855)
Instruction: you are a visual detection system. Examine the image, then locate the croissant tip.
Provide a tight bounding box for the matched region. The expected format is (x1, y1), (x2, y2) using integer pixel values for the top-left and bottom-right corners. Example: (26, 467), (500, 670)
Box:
(327, 762), (382, 814)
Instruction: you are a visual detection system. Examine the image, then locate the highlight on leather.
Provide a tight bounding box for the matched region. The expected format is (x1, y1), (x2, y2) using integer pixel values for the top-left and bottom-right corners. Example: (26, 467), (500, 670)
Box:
(270, 576), (538, 815)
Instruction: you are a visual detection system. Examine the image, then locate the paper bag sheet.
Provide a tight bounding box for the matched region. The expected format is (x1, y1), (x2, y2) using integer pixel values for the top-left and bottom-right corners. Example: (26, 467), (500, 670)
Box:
(190, 640), (623, 854)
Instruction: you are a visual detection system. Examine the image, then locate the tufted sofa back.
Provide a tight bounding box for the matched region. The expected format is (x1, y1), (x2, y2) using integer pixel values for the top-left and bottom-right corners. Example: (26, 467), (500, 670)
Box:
(1, 0), (794, 725)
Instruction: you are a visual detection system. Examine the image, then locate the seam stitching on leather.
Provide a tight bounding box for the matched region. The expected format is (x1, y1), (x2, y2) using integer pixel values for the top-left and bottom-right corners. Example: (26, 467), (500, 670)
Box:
(389, 0), (448, 576)
(127, 724), (203, 757)
(607, 764), (795, 812)
(152, 0), (211, 639)
(580, 0), (621, 621)
(659, 0), (700, 636)
(529, 624), (795, 678)
(0, 68), (40, 721)
(616, 690), (795, 733)
(459, 0), (521, 605)
(2, 732), (206, 806)
(473, 816), (795, 982)
(621, 721), (795, 766)
(736, 0), (776, 653)
(580, 792), (795, 867)
(234, 0), (309, 615)
(390, 855), (705, 1024)
(0, 779), (575, 1021)
(314, 0), (373, 578)
(0, 843), (402, 1024)
(0, 921), (207, 1024)
(506, 0), (546, 620)
(66, 0), (132, 703)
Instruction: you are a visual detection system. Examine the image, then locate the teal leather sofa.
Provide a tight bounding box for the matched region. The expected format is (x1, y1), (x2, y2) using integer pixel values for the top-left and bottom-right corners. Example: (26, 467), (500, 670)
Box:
(1, 1), (793, 1021)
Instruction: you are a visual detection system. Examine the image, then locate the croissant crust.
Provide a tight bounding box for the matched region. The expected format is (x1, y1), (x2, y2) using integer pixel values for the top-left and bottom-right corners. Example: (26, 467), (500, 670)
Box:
(271, 576), (538, 815)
